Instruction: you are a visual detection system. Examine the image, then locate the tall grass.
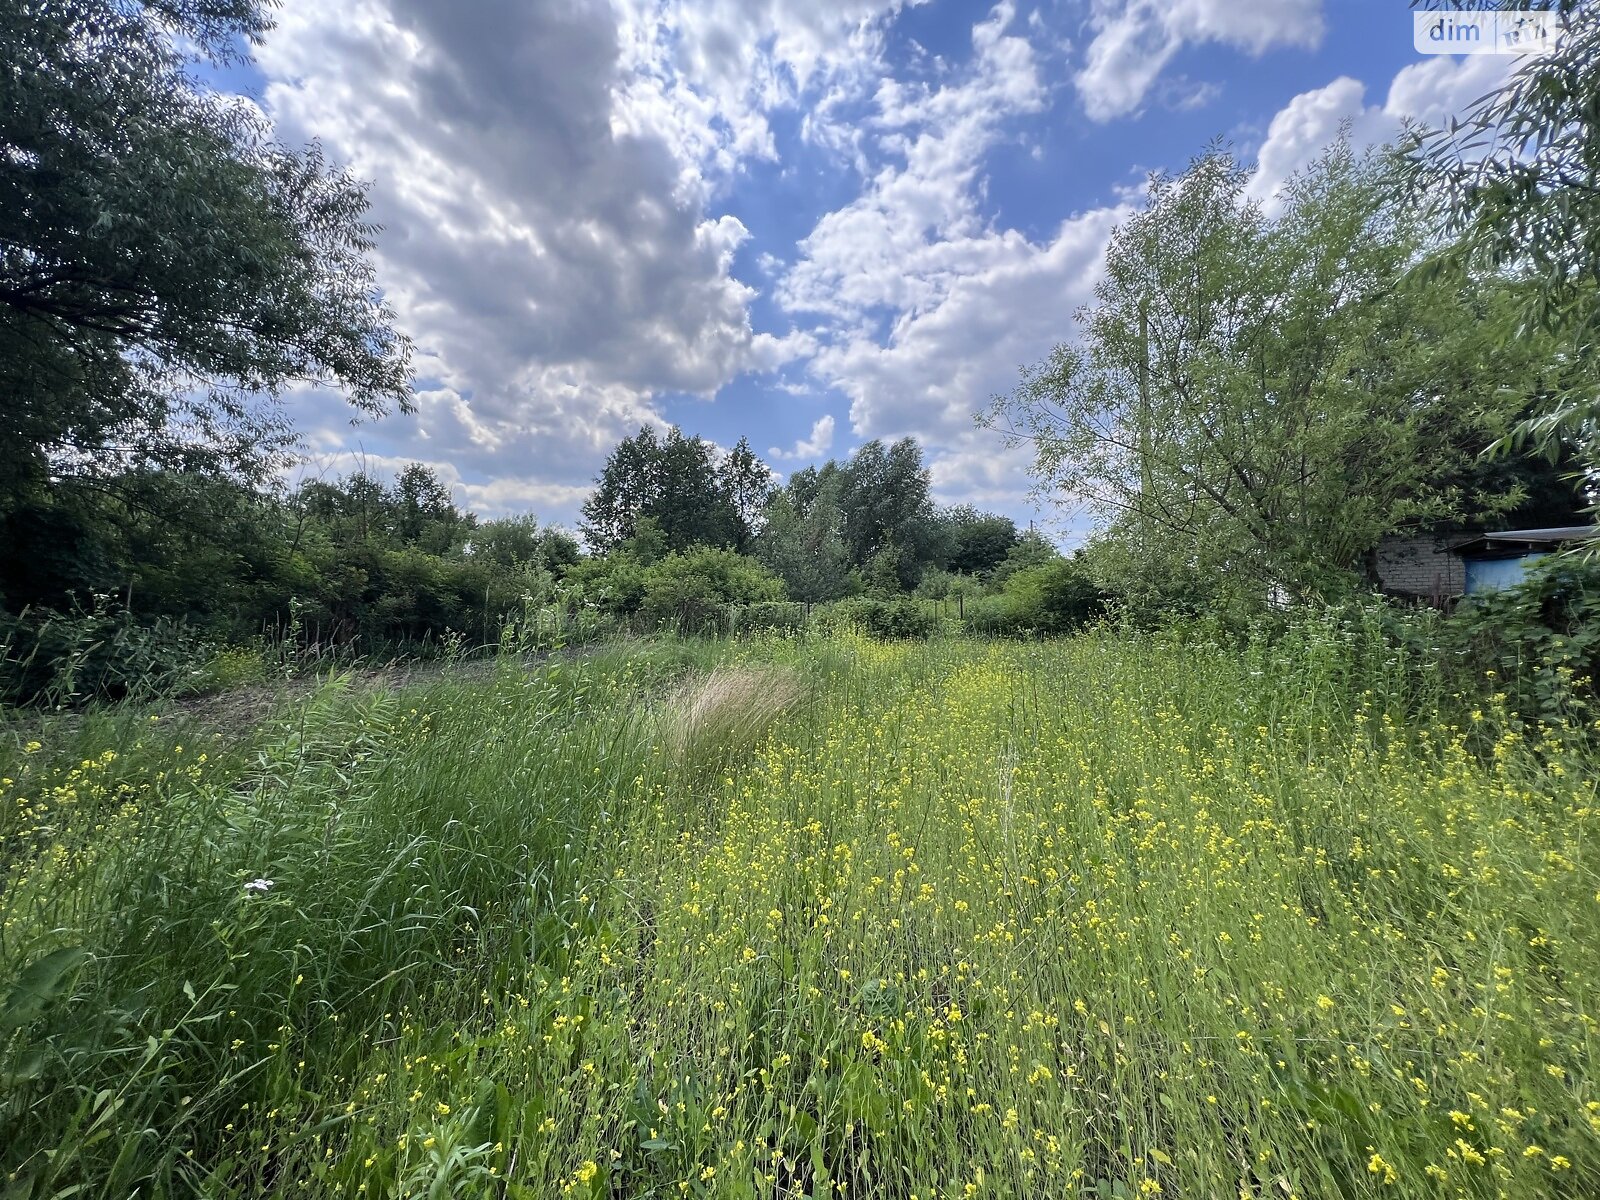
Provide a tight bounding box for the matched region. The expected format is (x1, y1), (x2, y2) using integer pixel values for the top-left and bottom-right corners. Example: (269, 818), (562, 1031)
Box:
(660, 663), (810, 775)
(2, 626), (1597, 1197)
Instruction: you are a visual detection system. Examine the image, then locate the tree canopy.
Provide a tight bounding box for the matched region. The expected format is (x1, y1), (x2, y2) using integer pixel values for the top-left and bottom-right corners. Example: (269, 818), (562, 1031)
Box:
(1402, 1), (1599, 474)
(580, 428), (774, 555)
(989, 142), (1569, 610)
(0, 0), (412, 511)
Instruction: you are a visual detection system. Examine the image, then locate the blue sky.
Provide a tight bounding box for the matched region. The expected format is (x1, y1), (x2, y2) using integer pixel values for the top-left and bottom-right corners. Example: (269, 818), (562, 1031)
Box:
(228, 0), (1511, 544)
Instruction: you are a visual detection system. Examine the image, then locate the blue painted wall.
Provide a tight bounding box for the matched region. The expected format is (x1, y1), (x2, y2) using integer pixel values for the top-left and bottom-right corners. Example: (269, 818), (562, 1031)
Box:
(1463, 552), (1548, 594)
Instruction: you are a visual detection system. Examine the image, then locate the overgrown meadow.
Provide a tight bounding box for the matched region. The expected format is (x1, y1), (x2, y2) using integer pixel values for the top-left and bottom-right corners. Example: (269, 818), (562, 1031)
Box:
(2, 627), (1597, 1199)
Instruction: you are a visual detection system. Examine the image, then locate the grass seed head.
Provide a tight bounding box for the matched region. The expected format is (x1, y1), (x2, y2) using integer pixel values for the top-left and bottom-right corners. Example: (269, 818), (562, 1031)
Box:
(661, 663), (807, 769)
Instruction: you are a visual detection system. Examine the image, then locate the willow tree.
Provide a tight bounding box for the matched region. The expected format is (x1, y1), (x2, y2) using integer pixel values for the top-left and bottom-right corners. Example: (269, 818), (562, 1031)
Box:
(987, 142), (1558, 613)
(1403, 0), (1599, 472)
(0, 0), (413, 512)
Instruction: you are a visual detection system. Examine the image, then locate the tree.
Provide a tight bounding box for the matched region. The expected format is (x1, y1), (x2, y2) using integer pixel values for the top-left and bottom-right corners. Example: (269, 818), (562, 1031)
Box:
(755, 476), (856, 603)
(636, 546), (785, 630)
(937, 506), (1019, 576)
(1403, 1), (1599, 471)
(581, 427), (775, 554)
(990, 529), (1060, 585)
(988, 142), (1551, 611)
(470, 515), (544, 569)
(391, 464), (473, 555)
(720, 437), (777, 553)
(998, 559), (1105, 634)
(0, 0), (412, 513)
(837, 438), (940, 587)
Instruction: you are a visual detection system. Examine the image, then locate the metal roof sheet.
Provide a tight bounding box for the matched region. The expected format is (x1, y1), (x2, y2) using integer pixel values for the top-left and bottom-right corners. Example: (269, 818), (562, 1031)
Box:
(1450, 526), (1599, 556)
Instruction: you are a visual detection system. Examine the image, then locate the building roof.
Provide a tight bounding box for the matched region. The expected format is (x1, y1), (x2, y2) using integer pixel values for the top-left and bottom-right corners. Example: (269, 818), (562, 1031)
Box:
(1451, 526), (1600, 558)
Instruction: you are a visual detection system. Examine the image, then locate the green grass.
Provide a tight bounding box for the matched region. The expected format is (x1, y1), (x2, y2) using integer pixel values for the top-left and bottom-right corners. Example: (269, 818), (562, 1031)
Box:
(1, 629), (1597, 1198)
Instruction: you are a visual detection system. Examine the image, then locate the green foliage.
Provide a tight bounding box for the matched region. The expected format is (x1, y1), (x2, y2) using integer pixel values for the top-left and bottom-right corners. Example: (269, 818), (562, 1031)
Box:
(860, 545), (912, 597)
(836, 438), (941, 587)
(937, 505), (1019, 577)
(1445, 555), (1600, 728)
(0, 596), (215, 707)
(819, 596), (939, 639)
(562, 555), (648, 619)
(988, 529), (1061, 585)
(913, 568), (985, 602)
(195, 644), (269, 692)
(0, 656), (668, 1195)
(0, 0), (411, 510)
(990, 140), (1557, 616)
(580, 428), (773, 555)
(763, 442), (955, 595)
(0, 463), (594, 706)
(755, 485), (857, 603)
(970, 558), (1106, 635)
(1402, 2), (1600, 473)
(636, 546), (785, 633)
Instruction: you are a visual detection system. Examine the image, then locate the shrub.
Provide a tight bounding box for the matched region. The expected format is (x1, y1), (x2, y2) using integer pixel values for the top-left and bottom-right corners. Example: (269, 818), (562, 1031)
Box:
(636, 547), (785, 634)
(734, 602), (806, 634)
(960, 594), (1015, 636)
(819, 596), (938, 639)
(1444, 554), (1600, 727)
(963, 559), (1105, 636)
(562, 555), (648, 617)
(1001, 560), (1106, 634)
(914, 569), (985, 602)
(0, 597), (215, 708)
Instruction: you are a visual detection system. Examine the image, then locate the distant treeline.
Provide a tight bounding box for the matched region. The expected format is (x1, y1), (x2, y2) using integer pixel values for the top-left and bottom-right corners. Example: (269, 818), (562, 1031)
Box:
(0, 430), (1083, 703)
(3, 0), (1597, 705)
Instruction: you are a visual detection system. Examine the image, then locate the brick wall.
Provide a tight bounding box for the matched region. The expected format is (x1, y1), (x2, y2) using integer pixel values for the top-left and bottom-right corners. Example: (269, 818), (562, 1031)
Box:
(1375, 535), (1464, 600)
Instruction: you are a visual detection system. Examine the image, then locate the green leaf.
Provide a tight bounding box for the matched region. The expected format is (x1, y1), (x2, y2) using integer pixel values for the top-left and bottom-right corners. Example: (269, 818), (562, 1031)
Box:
(0, 947), (89, 1033)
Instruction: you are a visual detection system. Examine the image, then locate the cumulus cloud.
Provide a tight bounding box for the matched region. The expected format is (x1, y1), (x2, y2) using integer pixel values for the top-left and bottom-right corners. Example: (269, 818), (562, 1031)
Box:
(1248, 54), (1511, 204)
(775, 3), (1124, 508)
(769, 414), (836, 460)
(1076, 0), (1324, 122)
(612, 0), (915, 173)
(805, 205), (1126, 510)
(779, 3), (1045, 322)
(252, 0), (890, 525)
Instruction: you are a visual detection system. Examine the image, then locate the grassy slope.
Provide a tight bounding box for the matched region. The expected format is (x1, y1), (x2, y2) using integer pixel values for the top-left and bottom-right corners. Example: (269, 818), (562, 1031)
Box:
(1, 632), (1597, 1198)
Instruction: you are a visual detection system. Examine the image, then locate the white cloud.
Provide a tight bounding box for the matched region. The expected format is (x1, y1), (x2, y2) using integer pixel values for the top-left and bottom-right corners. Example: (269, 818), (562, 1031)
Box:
(1076, 0), (1324, 122)
(611, 0), (917, 177)
(457, 477), (594, 519)
(252, 0), (887, 527)
(774, 4), (1124, 510)
(779, 2), (1045, 321)
(1248, 54), (1511, 204)
(769, 414), (836, 460)
(806, 204), (1127, 511)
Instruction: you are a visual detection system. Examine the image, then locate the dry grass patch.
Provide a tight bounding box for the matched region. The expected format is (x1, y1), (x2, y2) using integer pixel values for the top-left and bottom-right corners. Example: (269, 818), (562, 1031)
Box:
(659, 662), (808, 770)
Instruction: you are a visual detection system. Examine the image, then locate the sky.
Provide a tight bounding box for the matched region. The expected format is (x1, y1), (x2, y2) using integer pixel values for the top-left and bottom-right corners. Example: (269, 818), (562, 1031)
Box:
(222, 0), (1514, 544)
